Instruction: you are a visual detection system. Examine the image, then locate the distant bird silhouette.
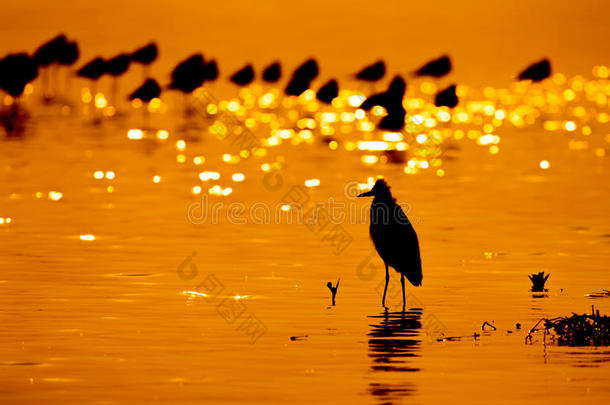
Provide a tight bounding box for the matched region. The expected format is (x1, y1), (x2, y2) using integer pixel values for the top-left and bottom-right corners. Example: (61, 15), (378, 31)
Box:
(131, 42), (158, 79)
(33, 35), (68, 67)
(230, 64), (254, 86)
(131, 43), (158, 65)
(285, 58), (319, 96)
(262, 62), (281, 83)
(0, 53), (39, 97)
(203, 59), (219, 82)
(414, 55), (451, 78)
(326, 279), (340, 306)
(434, 84), (458, 108)
(359, 75), (406, 111)
(355, 60), (385, 82)
(57, 41), (79, 66)
(518, 59), (551, 82)
(316, 79), (338, 104)
(76, 57), (106, 81)
(358, 179), (422, 309)
(105, 53), (131, 77)
(129, 78), (161, 102)
(169, 54), (205, 93)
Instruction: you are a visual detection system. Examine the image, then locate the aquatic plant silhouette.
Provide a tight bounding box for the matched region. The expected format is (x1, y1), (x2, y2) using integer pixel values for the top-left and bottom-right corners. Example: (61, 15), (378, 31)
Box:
(526, 306), (610, 346)
(529, 271), (550, 292)
(358, 179), (422, 309)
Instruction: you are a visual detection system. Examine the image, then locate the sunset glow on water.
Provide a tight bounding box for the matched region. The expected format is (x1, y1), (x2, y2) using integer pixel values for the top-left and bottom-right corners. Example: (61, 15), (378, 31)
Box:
(1, 1), (610, 404)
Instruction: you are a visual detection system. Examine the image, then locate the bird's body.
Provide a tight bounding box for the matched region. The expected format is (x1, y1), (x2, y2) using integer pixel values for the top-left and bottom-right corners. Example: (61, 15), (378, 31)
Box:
(169, 54), (206, 93)
(77, 57), (106, 80)
(358, 179), (422, 309)
(518, 59), (551, 82)
(0, 53), (39, 97)
(131, 43), (158, 65)
(359, 75), (407, 131)
(262, 62), (281, 83)
(129, 78), (161, 102)
(230, 64), (254, 86)
(414, 55), (451, 78)
(316, 79), (338, 104)
(285, 58), (319, 96)
(434, 84), (458, 108)
(355, 60), (385, 82)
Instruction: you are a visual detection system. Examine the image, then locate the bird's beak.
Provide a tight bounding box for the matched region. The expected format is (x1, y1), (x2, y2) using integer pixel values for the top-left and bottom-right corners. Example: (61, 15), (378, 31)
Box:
(357, 190), (374, 197)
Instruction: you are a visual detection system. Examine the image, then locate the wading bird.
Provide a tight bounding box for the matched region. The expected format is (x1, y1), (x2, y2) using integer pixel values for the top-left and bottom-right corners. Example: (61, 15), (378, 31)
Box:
(131, 42), (158, 79)
(358, 179), (422, 309)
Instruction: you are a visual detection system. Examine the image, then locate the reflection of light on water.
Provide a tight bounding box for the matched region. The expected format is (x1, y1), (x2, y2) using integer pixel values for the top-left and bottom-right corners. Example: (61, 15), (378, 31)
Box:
(539, 160), (550, 170)
(127, 129), (143, 140)
(79, 234), (95, 241)
(48, 191), (63, 201)
(0, 217), (12, 225)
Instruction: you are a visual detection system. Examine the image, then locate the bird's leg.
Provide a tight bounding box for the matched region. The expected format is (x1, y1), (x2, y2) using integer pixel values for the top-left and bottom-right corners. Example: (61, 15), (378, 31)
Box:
(382, 263), (389, 308)
(401, 273), (406, 312)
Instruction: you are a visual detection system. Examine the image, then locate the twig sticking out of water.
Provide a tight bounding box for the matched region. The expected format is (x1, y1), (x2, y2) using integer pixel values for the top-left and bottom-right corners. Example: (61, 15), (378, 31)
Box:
(326, 278), (340, 306)
(481, 321), (496, 331)
(525, 305), (610, 346)
(529, 272), (550, 292)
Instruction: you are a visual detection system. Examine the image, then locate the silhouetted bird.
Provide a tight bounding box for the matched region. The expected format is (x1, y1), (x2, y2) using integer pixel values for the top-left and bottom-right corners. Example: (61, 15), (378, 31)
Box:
(355, 60), (385, 82)
(0, 53), (39, 97)
(378, 106), (406, 131)
(326, 279), (340, 306)
(285, 58), (319, 96)
(230, 64), (254, 86)
(518, 59), (551, 82)
(434, 84), (458, 108)
(316, 79), (338, 104)
(131, 43), (158, 65)
(105, 53), (131, 77)
(129, 78), (161, 102)
(414, 55), (451, 78)
(33, 34), (68, 67)
(203, 60), (219, 82)
(77, 57), (106, 80)
(262, 62), (281, 83)
(359, 75), (406, 111)
(57, 41), (79, 66)
(169, 54), (206, 93)
(358, 179), (422, 309)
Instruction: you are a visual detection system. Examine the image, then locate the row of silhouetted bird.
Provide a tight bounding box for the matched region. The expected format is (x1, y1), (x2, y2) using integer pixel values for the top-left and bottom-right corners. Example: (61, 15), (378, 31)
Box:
(1, 34), (553, 130)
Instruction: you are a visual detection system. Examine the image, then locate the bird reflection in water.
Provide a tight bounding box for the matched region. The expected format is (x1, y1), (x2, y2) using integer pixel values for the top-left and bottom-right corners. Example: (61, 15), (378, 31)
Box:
(367, 308), (422, 402)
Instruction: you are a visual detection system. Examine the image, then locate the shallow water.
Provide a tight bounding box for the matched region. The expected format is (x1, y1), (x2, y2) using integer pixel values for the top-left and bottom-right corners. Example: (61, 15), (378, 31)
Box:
(1, 87), (609, 404)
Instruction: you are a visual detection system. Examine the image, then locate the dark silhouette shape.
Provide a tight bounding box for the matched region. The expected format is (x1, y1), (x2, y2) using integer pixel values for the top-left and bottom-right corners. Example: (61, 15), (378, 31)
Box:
(434, 84), (458, 108)
(359, 75), (406, 111)
(230, 64), (254, 86)
(316, 79), (338, 104)
(169, 54), (206, 93)
(285, 58), (319, 96)
(518, 59), (551, 82)
(203, 59), (219, 82)
(57, 41), (79, 66)
(481, 321), (496, 331)
(378, 107), (406, 131)
(367, 310), (421, 401)
(326, 278), (340, 306)
(105, 53), (131, 77)
(358, 179), (422, 309)
(33, 34), (68, 67)
(356, 60), (385, 82)
(129, 78), (161, 101)
(529, 272), (550, 292)
(76, 57), (106, 80)
(131, 43), (158, 65)
(414, 55), (451, 78)
(262, 61), (281, 83)
(0, 53), (39, 97)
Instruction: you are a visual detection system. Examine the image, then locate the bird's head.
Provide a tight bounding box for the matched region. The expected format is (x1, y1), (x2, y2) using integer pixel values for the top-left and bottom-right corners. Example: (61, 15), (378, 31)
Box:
(357, 179), (393, 200)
